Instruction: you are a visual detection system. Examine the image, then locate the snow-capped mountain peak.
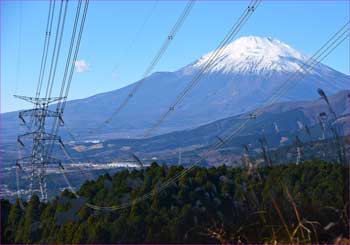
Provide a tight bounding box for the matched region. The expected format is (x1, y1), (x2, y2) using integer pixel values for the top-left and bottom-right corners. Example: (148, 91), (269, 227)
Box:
(191, 36), (309, 75)
(3, 36), (349, 143)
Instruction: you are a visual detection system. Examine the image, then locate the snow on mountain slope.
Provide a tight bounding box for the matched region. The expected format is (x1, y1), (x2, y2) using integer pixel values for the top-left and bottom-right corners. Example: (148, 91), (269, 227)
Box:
(182, 36), (342, 79)
(193, 36), (308, 75)
(2, 36), (349, 141)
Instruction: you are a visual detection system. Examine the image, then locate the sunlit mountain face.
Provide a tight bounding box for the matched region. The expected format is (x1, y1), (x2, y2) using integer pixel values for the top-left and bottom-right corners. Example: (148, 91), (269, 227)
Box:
(2, 36), (349, 142)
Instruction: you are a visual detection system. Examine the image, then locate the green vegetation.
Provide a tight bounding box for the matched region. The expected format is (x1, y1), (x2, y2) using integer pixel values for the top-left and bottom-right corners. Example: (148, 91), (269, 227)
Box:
(1, 161), (349, 244)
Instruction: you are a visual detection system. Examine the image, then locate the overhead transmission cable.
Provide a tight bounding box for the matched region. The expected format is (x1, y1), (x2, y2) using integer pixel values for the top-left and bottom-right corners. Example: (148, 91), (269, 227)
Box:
(42, 0), (89, 196)
(47, 0), (89, 158)
(144, 0), (261, 137)
(60, 0), (89, 111)
(16, 1), (68, 203)
(111, 0), (159, 76)
(53, 0), (158, 145)
(54, 0), (260, 172)
(46, 0), (91, 193)
(45, 0), (84, 157)
(49, 0), (193, 166)
(131, 25), (350, 210)
(59, 21), (350, 211)
(247, 21), (350, 120)
(15, 0), (57, 203)
(57, 0), (83, 102)
(92, 0), (196, 132)
(41, 0), (68, 164)
(15, 0), (90, 203)
(26, 0), (56, 129)
(47, 0), (83, 139)
(31, 0), (68, 158)
(35, 0), (56, 98)
(208, 22), (349, 153)
(58, 0), (263, 210)
(44, 0), (69, 100)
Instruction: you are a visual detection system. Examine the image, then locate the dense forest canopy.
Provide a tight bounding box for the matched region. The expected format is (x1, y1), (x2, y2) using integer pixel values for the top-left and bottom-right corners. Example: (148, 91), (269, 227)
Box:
(1, 161), (349, 244)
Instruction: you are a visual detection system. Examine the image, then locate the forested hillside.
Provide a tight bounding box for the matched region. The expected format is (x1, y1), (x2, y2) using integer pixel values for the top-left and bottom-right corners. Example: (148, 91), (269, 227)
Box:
(1, 161), (349, 244)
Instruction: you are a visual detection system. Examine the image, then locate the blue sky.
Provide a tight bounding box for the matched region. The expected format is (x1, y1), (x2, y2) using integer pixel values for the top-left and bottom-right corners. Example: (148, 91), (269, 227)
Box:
(1, 0), (349, 113)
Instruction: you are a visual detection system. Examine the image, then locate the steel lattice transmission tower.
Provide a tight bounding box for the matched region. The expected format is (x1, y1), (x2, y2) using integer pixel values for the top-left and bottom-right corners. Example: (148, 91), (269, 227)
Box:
(15, 95), (66, 202)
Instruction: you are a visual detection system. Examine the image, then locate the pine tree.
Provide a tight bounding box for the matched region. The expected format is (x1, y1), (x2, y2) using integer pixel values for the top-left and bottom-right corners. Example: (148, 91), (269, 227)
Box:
(23, 195), (41, 243)
(1, 199), (13, 243)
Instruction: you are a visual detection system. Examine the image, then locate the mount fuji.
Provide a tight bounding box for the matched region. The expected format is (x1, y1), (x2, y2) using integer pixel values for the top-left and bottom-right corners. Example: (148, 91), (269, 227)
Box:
(2, 36), (349, 142)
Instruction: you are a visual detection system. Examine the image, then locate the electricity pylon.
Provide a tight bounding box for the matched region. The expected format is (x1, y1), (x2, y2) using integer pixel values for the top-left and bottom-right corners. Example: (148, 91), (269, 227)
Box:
(294, 136), (303, 165)
(15, 95), (65, 202)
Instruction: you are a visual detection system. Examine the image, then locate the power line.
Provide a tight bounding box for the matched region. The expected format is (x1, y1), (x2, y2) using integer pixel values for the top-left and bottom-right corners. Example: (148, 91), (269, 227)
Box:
(35, 0), (56, 98)
(58, 0), (259, 156)
(15, 0), (90, 203)
(27, 0), (56, 130)
(67, 21), (349, 211)
(45, 0), (69, 100)
(45, 0), (89, 163)
(49, 0), (193, 156)
(50, 0), (260, 175)
(92, 0), (196, 132)
(144, 8), (348, 142)
(143, 0), (261, 138)
(58, 0), (263, 210)
(111, 0), (159, 77)
(14, 0), (65, 202)
(46, 0), (84, 156)
(61, 0), (90, 112)
(24, 2), (347, 209)
(210, 23), (349, 153)
(249, 22), (350, 121)
(57, 0), (83, 101)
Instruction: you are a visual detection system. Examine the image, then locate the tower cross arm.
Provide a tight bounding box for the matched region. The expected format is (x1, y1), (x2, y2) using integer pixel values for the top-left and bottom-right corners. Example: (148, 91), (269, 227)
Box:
(14, 95), (66, 105)
(19, 108), (62, 118)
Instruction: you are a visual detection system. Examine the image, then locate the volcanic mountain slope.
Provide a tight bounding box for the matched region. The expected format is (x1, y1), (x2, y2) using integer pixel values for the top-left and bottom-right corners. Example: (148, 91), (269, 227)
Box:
(2, 36), (349, 142)
(49, 89), (349, 166)
(1, 91), (348, 200)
